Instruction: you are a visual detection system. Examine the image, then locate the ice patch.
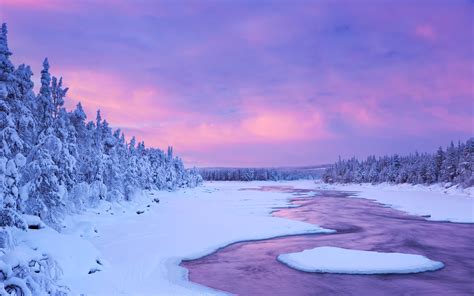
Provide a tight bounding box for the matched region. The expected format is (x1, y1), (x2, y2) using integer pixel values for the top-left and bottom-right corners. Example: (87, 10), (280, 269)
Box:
(277, 246), (444, 274)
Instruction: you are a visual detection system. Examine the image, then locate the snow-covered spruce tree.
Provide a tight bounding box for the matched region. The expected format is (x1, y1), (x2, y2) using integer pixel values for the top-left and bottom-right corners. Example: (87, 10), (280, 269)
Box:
(148, 148), (168, 189)
(13, 66), (36, 151)
(22, 134), (67, 226)
(51, 76), (67, 119)
(322, 138), (473, 187)
(456, 139), (474, 187)
(0, 23), (14, 83)
(441, 141), (458, 183)
(0, 102), (25, 214)
(34, 58), (54, 135)
(102, 128), (127, 202)
(22, 60), (77, 227)
(0, 23), (27, 220)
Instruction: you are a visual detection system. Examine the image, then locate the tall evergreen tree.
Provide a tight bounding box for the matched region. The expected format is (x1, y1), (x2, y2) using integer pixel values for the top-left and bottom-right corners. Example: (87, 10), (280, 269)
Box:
(51, 76), (68, 119)
(35, 58), (53, 134)
(0, 23), (14, 83)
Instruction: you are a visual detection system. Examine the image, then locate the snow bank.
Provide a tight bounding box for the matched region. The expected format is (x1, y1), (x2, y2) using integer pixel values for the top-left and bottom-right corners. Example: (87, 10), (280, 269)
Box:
(12, 225), (104, 285)
(314, 182), (474, 223)
(57, 181), (332, 295)
(278, 247), (444, 274)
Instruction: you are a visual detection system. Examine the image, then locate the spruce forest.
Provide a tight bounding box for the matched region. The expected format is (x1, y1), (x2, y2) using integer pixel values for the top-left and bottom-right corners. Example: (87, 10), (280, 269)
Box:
(0, 23), (202, 231)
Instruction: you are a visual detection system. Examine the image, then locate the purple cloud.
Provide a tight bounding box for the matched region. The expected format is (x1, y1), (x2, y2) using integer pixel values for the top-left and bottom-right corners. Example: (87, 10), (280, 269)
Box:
(1, 0), (472, 166)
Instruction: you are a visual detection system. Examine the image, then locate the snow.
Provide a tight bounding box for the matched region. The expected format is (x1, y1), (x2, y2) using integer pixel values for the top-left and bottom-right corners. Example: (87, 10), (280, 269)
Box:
(12, 226), (103, 282)
(2, 277), (32, 296)
(277, 246), (444, 274)
(0, 244), (42, 270)
(21, 214), (46, 229)
(19, 181), (332, 295)
(4, 180), (472, 295)
(314, 181), (474, 223)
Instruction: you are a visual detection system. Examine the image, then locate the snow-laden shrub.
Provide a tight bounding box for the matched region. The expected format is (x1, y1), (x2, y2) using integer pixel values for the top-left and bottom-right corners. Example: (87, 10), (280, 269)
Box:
(0, 229), (13, 249)
(67, 182), (89, 212)
(184, 168), (203, 187)
(125, 185), (141, 201)
(0, 241), (69, 296)
(87, 181), (106, 208)
(0, 210), (26, 230)
(106, 188), (123, 202)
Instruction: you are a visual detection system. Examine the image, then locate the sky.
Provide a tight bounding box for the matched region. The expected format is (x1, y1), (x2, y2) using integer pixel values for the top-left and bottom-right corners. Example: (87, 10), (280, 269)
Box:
(0, 0), (473, 167)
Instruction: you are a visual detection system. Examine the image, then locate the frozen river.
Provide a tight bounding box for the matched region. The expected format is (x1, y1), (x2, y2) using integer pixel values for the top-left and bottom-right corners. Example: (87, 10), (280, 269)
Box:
(182, 186), (474, 295)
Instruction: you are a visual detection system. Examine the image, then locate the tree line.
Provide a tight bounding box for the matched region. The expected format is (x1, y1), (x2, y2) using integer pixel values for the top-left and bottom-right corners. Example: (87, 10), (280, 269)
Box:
(322, 138), (473, 187)
(199, 166), (325, 181)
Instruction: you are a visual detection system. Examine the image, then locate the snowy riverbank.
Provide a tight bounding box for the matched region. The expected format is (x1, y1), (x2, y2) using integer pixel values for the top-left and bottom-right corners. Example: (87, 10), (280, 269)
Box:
(313, 181), (473, 223)
(246, 179), (473, 223)
(14, 181), (331, 295)
(228, 179), (473, 223)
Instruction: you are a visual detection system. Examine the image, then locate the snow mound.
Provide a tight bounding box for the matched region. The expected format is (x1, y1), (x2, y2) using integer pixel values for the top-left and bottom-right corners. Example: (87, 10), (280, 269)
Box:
(277, 246), (444, 274)
(12, 224), (104, 287)
(22, 214), (46, 229)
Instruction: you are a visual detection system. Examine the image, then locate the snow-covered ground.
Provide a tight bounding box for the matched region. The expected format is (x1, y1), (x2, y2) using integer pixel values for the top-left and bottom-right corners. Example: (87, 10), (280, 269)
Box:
(313, 181), (474, 223)
(277, 246), (444, 274)
(13, 181), (332, 295)
(7, 180), (473, 295)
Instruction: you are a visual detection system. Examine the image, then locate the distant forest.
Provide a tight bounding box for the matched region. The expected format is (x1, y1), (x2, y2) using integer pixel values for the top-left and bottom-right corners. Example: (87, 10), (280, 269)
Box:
(322, 138), (473, 188)
(199, 166), (326, 181)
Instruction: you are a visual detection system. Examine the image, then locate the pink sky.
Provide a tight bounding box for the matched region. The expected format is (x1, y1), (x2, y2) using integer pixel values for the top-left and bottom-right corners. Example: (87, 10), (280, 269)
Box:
(1, 0), (472, 166)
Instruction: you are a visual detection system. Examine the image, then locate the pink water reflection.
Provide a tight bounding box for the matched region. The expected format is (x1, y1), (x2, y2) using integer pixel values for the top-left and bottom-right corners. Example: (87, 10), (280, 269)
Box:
(182, 187), (474, 295)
